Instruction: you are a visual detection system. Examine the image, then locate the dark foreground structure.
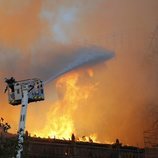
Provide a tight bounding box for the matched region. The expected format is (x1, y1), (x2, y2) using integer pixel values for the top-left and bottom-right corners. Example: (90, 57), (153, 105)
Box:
(22, 137), (144, 158)
(0, 131), (145, 158)
(144, 125), (158, 158)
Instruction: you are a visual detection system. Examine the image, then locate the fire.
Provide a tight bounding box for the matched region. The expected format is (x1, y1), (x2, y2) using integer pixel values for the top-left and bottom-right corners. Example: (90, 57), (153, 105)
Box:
(87, 68), (94, 77)
(33, 70), (97, 142)
(77, 133), (99, 143)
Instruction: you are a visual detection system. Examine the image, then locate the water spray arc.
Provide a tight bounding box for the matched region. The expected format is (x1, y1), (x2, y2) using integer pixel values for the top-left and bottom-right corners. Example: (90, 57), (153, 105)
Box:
(44, 48), (114, 85)
(5, 78), (44, 158)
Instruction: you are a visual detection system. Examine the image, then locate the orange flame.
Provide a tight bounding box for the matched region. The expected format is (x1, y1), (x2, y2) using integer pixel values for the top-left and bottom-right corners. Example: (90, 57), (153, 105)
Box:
(87, 68), (94, 77)
(33, 70), (97, 142)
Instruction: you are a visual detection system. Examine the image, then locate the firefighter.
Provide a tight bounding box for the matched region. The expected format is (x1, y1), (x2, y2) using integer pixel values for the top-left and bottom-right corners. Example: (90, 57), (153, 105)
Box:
(4, 77), (16, 93)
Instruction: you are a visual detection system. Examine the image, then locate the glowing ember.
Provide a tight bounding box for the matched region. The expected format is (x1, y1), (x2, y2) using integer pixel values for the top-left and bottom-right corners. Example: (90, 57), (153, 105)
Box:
(77, 133), (99, 143)
(87, 68), (94, 77)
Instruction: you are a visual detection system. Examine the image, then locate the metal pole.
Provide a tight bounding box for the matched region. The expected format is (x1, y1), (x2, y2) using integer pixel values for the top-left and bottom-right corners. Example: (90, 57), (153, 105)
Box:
(16, 88), (28, 158)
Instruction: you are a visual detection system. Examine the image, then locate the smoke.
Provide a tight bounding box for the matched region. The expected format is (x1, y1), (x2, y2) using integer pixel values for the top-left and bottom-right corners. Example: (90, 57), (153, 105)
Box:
(0, 0), (158, 147)
(0, 46), (20, 73)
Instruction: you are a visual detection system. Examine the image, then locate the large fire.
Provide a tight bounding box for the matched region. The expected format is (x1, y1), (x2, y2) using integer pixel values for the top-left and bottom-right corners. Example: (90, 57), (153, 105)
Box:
(33, 69), (98, 142)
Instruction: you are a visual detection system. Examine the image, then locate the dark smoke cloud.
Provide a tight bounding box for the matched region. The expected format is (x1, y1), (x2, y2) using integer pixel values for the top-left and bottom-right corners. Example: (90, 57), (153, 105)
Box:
(0, 46), (22, 75)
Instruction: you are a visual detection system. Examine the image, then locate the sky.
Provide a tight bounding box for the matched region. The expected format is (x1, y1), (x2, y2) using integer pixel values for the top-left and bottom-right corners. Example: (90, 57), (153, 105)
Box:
(0, 0), (158, 147)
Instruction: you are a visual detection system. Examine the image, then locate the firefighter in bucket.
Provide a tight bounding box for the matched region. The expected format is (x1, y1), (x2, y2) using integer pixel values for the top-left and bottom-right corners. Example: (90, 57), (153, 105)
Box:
(4, 77), (16, 93)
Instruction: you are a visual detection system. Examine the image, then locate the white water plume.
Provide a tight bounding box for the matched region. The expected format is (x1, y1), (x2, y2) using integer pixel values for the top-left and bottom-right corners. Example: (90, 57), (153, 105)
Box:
(44, 47), (114, 84)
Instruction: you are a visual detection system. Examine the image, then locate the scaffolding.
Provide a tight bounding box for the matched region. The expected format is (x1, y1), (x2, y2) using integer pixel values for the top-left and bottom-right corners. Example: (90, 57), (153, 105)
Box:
(144, 26), (158, 158)
(144, 121), (158, 158)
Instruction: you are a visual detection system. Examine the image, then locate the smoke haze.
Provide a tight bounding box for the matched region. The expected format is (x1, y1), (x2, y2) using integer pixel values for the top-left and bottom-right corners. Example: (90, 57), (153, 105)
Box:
(0, 0), (158, 147)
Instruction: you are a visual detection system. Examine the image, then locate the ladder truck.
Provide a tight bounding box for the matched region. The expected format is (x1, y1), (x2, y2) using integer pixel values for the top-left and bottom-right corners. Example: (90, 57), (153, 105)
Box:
(5, 77), (44, 158)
